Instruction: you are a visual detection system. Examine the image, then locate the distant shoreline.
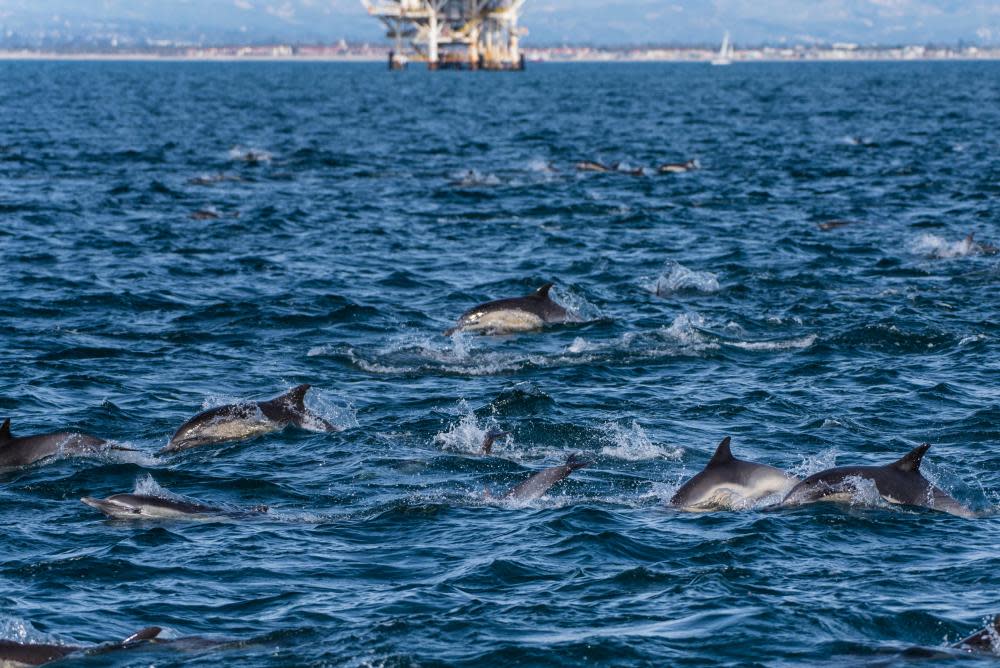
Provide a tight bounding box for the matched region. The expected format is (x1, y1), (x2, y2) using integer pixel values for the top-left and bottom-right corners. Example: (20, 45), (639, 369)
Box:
(2, 47), (999, 64)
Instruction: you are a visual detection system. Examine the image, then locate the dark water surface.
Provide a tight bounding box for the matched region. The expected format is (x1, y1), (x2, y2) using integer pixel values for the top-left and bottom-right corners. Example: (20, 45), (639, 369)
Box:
(1, 61), (999, 666)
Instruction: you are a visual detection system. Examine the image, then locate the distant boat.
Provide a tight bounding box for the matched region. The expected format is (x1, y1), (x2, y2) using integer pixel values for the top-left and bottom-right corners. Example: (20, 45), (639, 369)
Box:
(711, 31), (733, 66)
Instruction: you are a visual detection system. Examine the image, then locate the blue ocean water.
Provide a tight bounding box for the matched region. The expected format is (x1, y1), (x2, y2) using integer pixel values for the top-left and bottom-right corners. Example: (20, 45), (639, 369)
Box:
(0, 60), (999, 666)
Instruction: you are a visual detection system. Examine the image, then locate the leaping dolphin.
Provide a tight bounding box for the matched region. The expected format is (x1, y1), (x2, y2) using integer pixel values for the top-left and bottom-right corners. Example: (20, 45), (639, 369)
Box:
(444, 283), (576, 336)
(161, 384), (339, 453)
(81, 493), (268, 521)
(780, 443), (975, 517)
(0, 418), (129, 470)
(503, 453), (590, 501)
(670, 437), (799, 511)
(0, 627), (161, 666)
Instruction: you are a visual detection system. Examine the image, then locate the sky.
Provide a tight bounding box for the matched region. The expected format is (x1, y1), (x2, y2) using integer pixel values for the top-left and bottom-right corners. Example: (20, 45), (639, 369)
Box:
(0, 0), (998, 46)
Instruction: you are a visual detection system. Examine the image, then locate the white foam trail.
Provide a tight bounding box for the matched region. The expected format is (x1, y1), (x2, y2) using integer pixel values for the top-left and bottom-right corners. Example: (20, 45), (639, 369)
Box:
(726, 334), (817, 351)
(600, 421), (683, 461)
(651, 261), (720, 295)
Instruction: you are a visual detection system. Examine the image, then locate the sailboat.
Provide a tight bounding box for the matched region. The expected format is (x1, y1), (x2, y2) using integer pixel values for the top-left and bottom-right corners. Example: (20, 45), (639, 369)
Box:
(711, 31), (733, 66)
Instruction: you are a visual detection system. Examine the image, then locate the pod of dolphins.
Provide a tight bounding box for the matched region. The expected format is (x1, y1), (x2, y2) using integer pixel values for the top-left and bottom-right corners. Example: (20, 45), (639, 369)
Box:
(2, 283), (997, 663)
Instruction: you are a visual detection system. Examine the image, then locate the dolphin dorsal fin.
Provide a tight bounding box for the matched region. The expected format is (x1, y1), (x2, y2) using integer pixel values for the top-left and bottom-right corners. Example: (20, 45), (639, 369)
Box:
(533, 283), (554, 299)
(121, 626), (162, 645)
(280, 384), (310, 412)
(891, 443), (931, 473)
(0, 418), (10, 442)
(709, 436), (734, 465)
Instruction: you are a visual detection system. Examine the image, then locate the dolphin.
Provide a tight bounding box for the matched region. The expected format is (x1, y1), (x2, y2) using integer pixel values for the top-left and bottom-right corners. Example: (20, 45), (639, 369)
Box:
(503, 453), (589, 501)
(0, 627), (161, 666)
(780, 443), (975, 517)
(658, 159), (699, 174)
(817, 219), (864, 231)
(161, 384), (339, 453)
(81, 493), (268, 521)
(670, 437), (799, 511)
(444, 283), (575, 336)
(575, 160), (613, 173)
(0, 418), (129, 470)
(963, 232), (999, 255)
(953, 615), (1000, 654)
(480, 428), (510, 455)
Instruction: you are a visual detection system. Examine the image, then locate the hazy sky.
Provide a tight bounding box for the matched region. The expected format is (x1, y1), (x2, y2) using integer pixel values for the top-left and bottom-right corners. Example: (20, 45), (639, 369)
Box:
(0, 0), (998, 45)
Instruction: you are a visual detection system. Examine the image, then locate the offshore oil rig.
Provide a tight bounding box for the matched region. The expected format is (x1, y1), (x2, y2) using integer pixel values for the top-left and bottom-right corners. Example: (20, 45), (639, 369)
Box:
(361, 0), (526, 70)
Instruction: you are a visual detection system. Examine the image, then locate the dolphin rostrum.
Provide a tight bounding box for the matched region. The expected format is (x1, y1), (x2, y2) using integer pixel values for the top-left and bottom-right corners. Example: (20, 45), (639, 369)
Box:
(444, 283), (575, 336)
(0, 627), (161, 666)
(161, 384), (339, 453)
(670, 437), (799, 511)
(504, 453), (589, 501)
(480, 428), (510, 455)
(0, 418), (128, 470)
(81, 493), (268, 521)
(780, 443), (975, 517)
(953, 615), (1000, 654)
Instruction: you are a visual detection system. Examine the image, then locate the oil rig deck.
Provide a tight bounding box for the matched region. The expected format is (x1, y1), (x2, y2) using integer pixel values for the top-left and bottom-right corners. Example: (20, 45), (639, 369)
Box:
(361, 0), (526, 70)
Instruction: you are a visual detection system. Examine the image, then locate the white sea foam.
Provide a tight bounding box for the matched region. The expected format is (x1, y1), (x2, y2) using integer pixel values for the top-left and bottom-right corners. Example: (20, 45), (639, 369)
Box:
(600, 420), (683, 461)
(726, 334), (817, 351)
(228, 145), (272, 162)
(434, 405), (506, 455)
(652, 261), (721, 296)
(910, 233), (976, 258)
(452, 169), (501, 186)
(526, 158), (558, 174)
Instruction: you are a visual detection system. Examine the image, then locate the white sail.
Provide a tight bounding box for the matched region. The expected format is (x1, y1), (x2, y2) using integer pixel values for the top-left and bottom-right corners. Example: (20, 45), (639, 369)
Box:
(711, 31), (732, 66)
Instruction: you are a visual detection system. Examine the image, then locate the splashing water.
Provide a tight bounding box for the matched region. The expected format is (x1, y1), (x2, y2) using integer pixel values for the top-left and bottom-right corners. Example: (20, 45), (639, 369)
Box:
(909, 233), (975, 258)
(652, 261), (721, 296)
(600, 420), (683, 461)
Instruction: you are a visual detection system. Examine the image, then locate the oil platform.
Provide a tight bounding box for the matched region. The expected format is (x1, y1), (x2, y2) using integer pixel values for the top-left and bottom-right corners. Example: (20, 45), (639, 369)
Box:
(361, 0), (526, 70)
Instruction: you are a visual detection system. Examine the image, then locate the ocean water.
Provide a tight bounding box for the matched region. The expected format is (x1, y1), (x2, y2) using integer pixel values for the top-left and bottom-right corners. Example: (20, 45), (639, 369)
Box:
(1, 60), (999, 666)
